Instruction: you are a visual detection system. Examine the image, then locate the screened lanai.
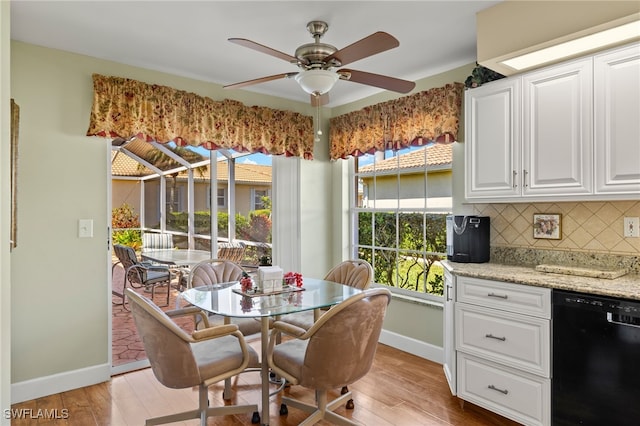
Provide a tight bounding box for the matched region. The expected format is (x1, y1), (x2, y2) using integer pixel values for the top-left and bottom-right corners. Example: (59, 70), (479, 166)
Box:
(111, 137), (274, 266)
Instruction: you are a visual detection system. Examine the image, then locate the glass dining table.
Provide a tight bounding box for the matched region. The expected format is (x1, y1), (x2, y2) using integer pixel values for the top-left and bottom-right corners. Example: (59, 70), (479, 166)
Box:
(141, 248), (213, 267)
(181, 278), (363, 426)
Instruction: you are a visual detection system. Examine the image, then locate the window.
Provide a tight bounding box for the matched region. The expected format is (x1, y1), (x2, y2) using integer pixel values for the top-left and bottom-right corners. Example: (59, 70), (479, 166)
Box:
(252, 189), (270, 211)
(217, 188), (226, 208)
(352, 144), (452, 300)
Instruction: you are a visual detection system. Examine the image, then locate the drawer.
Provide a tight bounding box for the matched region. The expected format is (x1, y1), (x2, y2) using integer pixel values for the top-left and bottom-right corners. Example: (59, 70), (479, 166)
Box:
(457, 276), (551, 318)
(455, 303), (550, 376)
(457, 353), (550, 426)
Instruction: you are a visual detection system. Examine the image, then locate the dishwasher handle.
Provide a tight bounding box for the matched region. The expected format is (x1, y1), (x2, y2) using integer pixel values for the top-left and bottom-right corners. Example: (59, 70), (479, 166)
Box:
(607, 312), (640, 328)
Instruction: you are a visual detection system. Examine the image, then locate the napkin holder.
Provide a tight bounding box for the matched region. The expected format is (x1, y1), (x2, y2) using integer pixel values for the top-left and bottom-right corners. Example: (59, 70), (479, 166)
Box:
(257, 266), (283, 293)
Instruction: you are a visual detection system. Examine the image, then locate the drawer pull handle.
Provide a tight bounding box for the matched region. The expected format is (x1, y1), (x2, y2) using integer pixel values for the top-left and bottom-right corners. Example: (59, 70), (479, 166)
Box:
(487, 292), (508, 299)
(488, 384), (509, 395)
(485, 333), (506, 341)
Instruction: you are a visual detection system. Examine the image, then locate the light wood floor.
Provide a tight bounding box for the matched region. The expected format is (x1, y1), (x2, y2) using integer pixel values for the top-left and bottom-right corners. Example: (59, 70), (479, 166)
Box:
(10, 342), (519, 425)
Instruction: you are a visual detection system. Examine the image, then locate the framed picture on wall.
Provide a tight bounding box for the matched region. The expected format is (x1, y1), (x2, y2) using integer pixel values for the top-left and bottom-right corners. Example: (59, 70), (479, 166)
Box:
(533, 213), (561, 240)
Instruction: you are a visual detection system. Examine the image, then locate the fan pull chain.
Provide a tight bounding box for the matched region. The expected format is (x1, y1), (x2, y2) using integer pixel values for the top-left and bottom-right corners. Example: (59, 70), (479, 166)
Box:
(315, 100), (322, 142)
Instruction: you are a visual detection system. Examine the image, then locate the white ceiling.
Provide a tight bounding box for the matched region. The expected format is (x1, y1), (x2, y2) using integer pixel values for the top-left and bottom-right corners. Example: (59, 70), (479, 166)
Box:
(10, 0), (501, 107)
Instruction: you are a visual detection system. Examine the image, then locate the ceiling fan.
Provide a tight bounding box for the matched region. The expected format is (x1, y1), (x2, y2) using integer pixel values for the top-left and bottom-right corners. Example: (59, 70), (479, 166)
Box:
(224, 21), (416, 106)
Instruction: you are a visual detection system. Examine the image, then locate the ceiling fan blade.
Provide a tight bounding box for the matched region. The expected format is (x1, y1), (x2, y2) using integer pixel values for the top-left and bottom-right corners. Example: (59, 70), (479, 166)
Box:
(325, 32), (399, 66)
(339, 69), (415, 93)
(223, 72), (298, 90)
(228, 38), (301, 64)
(310, 93), (329, 107)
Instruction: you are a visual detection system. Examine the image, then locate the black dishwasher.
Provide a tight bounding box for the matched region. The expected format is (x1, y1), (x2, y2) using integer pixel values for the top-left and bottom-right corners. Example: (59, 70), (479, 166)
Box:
(553, 290), (640, 425)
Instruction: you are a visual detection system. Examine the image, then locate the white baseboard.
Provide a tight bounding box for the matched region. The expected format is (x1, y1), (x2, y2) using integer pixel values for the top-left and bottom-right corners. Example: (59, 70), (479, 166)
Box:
(110, 359), (150, 376)
(11, 363), (110, 404)
(379, 329), (443, 364)
(11, 334), (440, 404)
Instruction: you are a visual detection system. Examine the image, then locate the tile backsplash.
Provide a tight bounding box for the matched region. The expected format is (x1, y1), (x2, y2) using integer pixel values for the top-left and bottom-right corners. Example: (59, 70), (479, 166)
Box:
(471, 200), (640, 255)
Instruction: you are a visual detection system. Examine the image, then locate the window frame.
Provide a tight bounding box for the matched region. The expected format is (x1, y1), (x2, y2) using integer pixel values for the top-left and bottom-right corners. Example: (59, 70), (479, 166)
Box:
(350, 147), (450, 302)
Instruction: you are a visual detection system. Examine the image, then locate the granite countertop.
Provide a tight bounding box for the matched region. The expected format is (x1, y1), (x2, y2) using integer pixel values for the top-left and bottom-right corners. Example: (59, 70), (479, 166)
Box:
(443, 260), (640, 301)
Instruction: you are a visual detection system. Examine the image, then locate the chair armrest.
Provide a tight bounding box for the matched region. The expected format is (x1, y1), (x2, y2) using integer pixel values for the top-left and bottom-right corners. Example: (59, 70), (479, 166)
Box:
(165, 306), (204, 317)
(165, 306), (211, 328)
(271, 320), (307, 339)
(127, 263), (170, 273)
(192, 324), (239, 341)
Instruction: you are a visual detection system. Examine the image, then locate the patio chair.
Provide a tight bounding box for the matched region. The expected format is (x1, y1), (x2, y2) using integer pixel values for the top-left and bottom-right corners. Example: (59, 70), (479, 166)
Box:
(268, 288), (391, 425)
(125, 288), (260, 425)
(142, 233), (187, 287)
(113, 244), (173, 310)
(142, 233), (174, 250)
(216, 242), (246, 263)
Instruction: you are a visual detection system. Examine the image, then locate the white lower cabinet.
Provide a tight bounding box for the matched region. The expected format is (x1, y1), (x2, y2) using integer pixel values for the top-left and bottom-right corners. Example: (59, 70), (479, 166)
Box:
(453, 276), (551, 426)
(457, 353), (550, 426)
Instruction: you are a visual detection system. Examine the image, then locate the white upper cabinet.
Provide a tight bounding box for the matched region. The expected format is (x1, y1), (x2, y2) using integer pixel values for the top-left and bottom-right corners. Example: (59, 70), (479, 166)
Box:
(522, 58), (593, 196)
(593, 44), (640, 195)
(465, 78), (521, 199)
(465, 42), (640, 202)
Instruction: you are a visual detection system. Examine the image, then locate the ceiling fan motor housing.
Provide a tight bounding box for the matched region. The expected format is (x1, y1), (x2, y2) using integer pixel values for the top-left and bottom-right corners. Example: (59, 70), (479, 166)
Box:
(295, 21), (341, 69)
(295, 43), (340, 69)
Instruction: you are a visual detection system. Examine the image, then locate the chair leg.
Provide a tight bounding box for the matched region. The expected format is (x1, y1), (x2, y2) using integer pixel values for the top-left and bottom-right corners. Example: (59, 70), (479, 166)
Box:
(121, 278), (130, 311)
(199, 383), (208, 426)
(164, 278), (171, 306)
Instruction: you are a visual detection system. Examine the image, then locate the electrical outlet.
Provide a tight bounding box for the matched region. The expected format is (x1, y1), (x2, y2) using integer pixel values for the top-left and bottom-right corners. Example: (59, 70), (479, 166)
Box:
(624, 217), (640, 238)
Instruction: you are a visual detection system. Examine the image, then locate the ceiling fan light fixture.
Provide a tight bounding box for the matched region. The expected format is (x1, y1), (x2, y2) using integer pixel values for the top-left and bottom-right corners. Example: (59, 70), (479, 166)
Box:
(295, 69), (339, 95)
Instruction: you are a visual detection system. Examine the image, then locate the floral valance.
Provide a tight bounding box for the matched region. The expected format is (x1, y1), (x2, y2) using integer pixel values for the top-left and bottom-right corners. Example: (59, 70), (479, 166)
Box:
(329, 82), (464, 160)
(86, 74), (315, 159)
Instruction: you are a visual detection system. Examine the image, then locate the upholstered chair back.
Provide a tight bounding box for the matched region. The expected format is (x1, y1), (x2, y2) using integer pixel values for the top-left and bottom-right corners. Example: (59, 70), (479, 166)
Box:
(324, 259), (373, 290)
(189, 259), (245, 288)
(127, 289), (202, 388)
(290, 288), (390, 390)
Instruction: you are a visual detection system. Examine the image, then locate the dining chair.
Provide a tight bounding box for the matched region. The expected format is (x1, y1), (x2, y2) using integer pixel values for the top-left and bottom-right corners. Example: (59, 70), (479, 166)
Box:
(279, 259), (374, 329)
(125, 288), (260, 426)
(267, 288), (391, 426)
(188, 259), (263, 337)
(113, 244), (173, 310)
(277, 259), (374, 409)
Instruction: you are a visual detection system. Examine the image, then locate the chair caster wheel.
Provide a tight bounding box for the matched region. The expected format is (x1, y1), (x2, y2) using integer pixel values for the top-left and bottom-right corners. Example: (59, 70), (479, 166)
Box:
(346, 399), (354, 410)
(341, 386), (349, 395)
(251, 411), (260, 424)
(279, 403), (288, 415)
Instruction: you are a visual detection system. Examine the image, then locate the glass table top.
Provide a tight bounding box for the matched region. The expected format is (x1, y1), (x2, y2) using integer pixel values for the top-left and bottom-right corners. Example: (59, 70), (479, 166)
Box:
(181, 277), (362, 318)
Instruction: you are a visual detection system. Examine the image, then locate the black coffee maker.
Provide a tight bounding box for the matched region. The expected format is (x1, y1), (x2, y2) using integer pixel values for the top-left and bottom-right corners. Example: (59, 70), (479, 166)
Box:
(446, 215), (490, 263)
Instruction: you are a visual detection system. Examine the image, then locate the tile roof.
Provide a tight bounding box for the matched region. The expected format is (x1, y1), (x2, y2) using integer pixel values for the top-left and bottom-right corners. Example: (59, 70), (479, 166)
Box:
(111, 151), (272, 184)
(358, 144), (452, 173)
(111, 151), (154, 177)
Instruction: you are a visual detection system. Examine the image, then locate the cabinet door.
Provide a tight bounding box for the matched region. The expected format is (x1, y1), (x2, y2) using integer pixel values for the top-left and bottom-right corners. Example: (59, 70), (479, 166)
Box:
(594, 43), (640, 195)
(465, 78), (521, 199)
(443, 269), (456, 395)
(522, 58), (593, 196)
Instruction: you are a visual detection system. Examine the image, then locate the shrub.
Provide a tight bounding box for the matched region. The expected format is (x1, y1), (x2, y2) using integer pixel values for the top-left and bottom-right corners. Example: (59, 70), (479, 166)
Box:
(112, 203), (142, 250)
